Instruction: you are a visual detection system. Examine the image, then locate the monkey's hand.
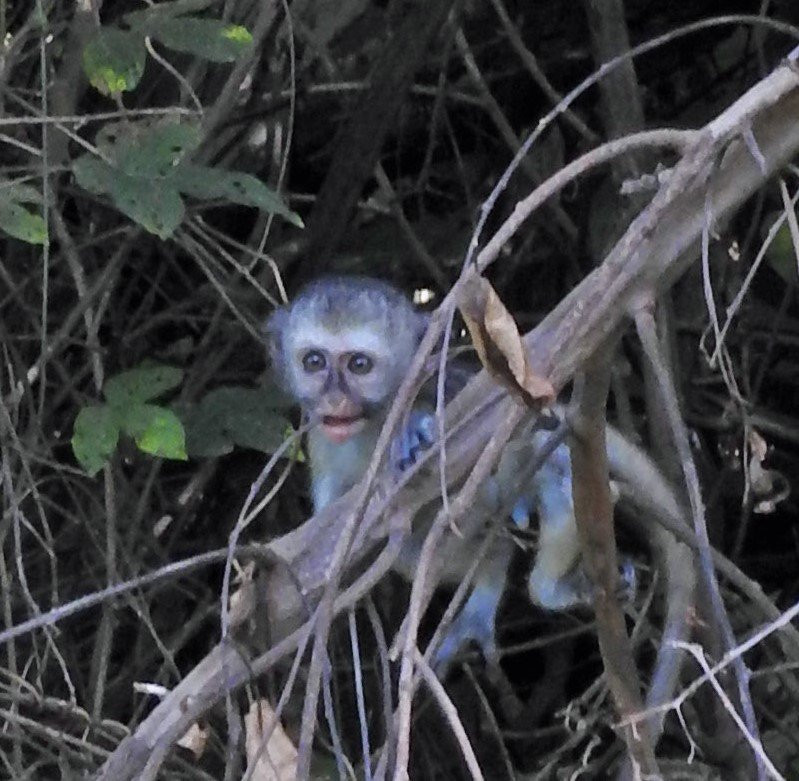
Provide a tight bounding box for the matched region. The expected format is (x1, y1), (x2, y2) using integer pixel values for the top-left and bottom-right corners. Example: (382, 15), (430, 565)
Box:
(528, 556), (638, 610)
(391, 408), (437, 472)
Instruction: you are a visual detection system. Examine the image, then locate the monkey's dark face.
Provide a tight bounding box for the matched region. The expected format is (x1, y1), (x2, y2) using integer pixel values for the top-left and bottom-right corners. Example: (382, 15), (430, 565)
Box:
(286, 323), (403, 444)
(266, 277), (426, 445)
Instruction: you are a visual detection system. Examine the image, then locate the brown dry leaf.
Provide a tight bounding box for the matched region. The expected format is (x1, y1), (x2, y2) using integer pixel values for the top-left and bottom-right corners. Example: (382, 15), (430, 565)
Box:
(747, 429), (790, 514)
(748, 428), (768, 462)
(244, 699), (298, 781)
(458, 270), (554, 407)
(176, 721), (209, 760)
(229, 559), (256, 628)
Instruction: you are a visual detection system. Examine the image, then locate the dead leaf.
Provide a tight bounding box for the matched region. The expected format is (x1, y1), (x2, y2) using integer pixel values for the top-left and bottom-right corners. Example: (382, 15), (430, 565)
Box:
(244, 699), (298, 781)
(458, 270), (554, 407)
(229, 560), (256, 628)
(746, 429), (790, 514)
(748, 429), (768, 462)
(152, 514), (173, 537)
(177, 721), (209, 760)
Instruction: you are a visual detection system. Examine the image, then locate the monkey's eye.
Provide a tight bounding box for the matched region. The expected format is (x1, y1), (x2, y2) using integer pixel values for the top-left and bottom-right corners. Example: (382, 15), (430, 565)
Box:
(302, 350), (326, 373)
(347, 353), (373, 375)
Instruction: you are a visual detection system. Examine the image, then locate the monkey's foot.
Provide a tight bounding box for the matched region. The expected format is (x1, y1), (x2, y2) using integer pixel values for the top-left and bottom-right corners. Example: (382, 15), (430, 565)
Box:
(430, 582), (501, 676)
(528, 557), (638, 611)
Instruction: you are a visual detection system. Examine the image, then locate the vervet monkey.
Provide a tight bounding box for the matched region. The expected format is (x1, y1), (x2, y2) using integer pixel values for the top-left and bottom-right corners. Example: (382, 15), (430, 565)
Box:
(266, 276), (689, 671)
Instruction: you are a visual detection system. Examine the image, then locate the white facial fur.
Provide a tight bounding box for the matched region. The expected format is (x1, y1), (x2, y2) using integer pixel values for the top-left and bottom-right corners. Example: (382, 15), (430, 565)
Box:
(269, 277), (425, 415)
(267, 276), (427, 507)
(285, 323), (398, 409)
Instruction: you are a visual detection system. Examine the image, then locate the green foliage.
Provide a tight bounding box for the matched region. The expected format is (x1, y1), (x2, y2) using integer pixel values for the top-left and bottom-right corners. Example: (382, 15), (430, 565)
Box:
(109, 173), (186, 239)
(179, 382), (294, 457)
(72, 120), (301, 238)
(122, 404), (187, 459)
(71, 406), (120, 477)
(82, 27), (147, 95)
(764, 214), (799, 286)
(82, 4), (253, 97)
(0, 181), (48, 244)
(172, 165), (303, 226)
(141, 18), (253, 63)
(70, 156), (117, 195)
(115, 123), (202, 177)
(73, 366), (296, 474)
(72, 365), (187, 476)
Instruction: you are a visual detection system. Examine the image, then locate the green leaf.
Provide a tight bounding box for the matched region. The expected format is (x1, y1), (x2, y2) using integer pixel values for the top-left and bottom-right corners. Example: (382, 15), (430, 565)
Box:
(123, 404), (188, 460)
(0, 200), (48, 244)
(73, 154), (186, 236)
(72, 406), (120, 476)
(118, 123), (201, 178)
(765, 220), (799, 286)
(148, 17), (253, 63)
(181, 385), (291, 457)
(83, 27), (146, 95)
(180, 403), (233, 457)
(124, 0), (215, 27)
(73, 155), (119, 195)
(105, 365), (184, 407)
(73, 123), (199, 234)
(1, 181), (43, 203)
(173, 164), (303, 226)
(214, 388), (290, 453)
(110, 173), (185, 238)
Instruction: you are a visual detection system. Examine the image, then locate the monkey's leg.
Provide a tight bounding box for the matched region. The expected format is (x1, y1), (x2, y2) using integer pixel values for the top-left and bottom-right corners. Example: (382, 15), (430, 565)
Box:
(527, 450), (588, 608)
(430, 545), (508, 673)
(527, 445), (636, 609)
(390, 407), (516, 672)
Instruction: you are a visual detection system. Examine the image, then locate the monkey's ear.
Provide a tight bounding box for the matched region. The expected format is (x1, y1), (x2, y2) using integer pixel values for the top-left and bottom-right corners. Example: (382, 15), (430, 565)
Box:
(262, 307), (288, 365)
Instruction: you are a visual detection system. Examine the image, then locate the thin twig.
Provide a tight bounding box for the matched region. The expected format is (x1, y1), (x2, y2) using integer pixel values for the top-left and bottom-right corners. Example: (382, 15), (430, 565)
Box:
(635, 303), (765, 781)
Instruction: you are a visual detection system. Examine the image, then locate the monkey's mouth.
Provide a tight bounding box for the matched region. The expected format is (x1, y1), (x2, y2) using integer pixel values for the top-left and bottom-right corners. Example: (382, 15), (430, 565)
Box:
(321, 415), (366, 443)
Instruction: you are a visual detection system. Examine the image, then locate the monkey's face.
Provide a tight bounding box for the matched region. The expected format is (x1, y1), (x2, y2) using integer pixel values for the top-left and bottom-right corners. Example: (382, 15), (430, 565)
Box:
(266, 276), (426, 445)
(286, 324), (401, 444)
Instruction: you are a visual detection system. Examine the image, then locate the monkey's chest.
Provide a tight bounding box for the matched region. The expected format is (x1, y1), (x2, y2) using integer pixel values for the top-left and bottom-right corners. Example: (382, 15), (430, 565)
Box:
(308, 429), (378, 511)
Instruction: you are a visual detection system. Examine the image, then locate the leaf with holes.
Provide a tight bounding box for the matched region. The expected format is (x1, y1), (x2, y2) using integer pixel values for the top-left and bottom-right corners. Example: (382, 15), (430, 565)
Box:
(73, 156), (118, 195)
(118, 123), (201, 178)
(72, 406), (121, 476)
(83, 27), (146, 95)
(110, 173), (185, 239)
(73, 120), (300, 233)
(74, 155), (185, 237)
(173, 164), (303, 226)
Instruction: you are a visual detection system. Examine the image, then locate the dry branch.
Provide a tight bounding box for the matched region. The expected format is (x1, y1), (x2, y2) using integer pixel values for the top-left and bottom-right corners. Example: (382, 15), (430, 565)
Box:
(569, 349), (659, 775)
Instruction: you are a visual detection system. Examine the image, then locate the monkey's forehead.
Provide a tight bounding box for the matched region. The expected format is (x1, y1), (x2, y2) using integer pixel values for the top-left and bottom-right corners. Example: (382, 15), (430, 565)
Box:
(289, 278), (415, 331)
(287, 323), (392, 357)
